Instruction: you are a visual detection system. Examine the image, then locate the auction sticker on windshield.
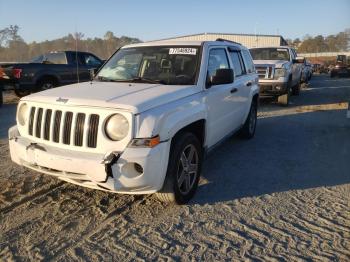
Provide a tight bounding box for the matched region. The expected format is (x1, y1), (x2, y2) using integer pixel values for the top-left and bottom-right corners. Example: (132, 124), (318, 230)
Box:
(169, 48), (197, 55)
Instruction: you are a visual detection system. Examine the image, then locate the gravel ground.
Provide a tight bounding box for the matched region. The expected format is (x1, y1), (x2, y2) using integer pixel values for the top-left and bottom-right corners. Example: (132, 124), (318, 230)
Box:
(0, 75), (349, 261)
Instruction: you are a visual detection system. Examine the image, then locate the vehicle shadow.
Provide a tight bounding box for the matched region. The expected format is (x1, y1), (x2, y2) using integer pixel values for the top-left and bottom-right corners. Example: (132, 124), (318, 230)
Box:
(193, 108), (350, 205)
(0, 103), (16, 139)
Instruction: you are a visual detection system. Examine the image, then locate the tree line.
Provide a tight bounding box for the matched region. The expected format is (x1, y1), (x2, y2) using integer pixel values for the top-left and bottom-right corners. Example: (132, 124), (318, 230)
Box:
(0, 25), (349, 62)
(0, 25), (141, 62)
(286, 29), (350, 53)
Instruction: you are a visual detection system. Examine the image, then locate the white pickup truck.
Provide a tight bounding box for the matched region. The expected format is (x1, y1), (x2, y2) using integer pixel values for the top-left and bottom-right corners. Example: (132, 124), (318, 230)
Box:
(250, 46), (304, 106)
(9, 39), (259, 204)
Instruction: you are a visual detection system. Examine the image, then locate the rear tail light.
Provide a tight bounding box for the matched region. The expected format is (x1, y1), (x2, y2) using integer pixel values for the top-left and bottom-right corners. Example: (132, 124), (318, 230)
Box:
(12, 68), (22, 79)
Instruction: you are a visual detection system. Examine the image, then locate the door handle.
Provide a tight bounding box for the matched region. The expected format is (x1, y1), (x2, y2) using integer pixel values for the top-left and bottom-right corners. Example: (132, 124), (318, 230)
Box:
(246, 81), (252, 87)
(230, 88), (238, 94)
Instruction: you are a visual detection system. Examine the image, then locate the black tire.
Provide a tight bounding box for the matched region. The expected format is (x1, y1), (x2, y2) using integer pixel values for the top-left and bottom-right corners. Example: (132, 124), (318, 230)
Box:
(239, 98), (257, 139)
(14, 88), (31, 97)
(37, 77), (57, 91)
(156, 132), (202, 204)
(292, 78), (301, 96)
(278, 86), (290, 107)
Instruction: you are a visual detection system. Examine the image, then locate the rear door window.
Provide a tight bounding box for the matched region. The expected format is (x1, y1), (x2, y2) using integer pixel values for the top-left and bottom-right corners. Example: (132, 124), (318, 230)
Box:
(229, 51), (245, 77)
(241, 50), (255, 74)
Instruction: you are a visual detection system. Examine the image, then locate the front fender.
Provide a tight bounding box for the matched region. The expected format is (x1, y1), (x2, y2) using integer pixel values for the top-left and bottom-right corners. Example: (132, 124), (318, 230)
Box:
(135, 93), (206, 142)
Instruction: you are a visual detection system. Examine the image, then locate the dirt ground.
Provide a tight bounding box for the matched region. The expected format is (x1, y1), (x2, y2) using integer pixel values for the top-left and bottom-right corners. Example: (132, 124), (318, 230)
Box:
(0, 75), (349, 261)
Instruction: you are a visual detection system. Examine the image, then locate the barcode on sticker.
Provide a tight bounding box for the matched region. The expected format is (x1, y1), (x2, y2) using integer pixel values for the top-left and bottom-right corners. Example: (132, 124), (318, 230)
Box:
(169, 48), (197, 55)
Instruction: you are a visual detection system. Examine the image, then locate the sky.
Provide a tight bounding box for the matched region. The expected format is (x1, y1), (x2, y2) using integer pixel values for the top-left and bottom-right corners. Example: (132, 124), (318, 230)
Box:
(0, 0), (349, 43)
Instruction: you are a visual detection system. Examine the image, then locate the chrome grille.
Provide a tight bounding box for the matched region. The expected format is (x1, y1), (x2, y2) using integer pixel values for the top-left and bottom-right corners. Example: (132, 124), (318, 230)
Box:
(28, 107), (99, 148)
(256, 66), (274, 79)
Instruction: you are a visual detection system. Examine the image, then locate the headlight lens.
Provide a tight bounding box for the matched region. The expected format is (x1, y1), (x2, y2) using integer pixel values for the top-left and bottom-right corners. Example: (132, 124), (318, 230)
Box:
(17, 103), (29, 126)
(274, 68), (286, 79)
(105, 113), (129, 141)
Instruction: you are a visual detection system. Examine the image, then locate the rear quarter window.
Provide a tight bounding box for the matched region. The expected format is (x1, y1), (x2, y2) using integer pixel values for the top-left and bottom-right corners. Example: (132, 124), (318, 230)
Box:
(44, 53), (67, 64)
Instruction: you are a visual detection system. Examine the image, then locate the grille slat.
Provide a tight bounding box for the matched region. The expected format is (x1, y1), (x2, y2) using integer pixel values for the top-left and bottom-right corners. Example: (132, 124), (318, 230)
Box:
(35, 108), (43, 138)
(28, 107), (36, 135)
(63, 112), (73, 145)
(27, 108), (99, 148)
(43, 109), (52, 140)
(88, 114), (99, 148)
(53, 111), (62, 143)
(74, 113), (85, 146)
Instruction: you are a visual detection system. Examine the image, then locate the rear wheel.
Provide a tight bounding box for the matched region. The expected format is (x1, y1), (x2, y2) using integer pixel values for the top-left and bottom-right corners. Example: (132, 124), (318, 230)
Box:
(156, 133), (202, 204)
(239, 99), (257, 139)
(37, 77), (58, 91)
(14, 88), (31, 97)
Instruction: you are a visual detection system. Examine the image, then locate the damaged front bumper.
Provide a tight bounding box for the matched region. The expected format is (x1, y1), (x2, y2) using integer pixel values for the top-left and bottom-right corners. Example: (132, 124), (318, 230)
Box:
(9, 126), (170, 194)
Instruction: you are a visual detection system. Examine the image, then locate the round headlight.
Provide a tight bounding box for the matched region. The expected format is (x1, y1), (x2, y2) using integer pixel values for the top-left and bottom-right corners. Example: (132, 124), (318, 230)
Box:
(105, 113), (129, 141)
(18, 103), (29, 126)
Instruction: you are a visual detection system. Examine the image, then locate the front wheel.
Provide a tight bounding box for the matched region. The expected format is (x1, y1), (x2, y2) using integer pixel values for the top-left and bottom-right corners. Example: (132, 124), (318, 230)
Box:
(278, 86), (290, 106)
(156, 133), (202, 204)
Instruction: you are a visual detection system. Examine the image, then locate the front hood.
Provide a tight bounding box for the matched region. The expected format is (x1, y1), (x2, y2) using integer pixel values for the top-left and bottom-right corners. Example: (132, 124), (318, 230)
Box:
(22, 81), (200, 114)
(253, 60), (288, 68)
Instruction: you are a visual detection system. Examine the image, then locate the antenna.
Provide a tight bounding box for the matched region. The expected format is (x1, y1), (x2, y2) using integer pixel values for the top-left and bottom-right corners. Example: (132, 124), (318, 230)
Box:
(74, 25), (80, 83)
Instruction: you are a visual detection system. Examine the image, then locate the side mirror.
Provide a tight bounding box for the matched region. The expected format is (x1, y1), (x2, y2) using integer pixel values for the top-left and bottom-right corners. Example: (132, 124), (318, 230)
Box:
(293, 56), (305, 64)
(90, 68), (97, 80)
(209, 68), (234, 86)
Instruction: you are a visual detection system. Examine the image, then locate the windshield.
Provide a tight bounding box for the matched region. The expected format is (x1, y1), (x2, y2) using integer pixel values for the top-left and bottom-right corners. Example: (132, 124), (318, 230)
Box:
(96, 46), (200, 85)
(250, 48), (290, 61)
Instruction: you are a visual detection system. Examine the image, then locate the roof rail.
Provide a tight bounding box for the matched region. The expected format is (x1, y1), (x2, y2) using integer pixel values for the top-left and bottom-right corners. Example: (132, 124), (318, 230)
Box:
(215, 38), (241, 45)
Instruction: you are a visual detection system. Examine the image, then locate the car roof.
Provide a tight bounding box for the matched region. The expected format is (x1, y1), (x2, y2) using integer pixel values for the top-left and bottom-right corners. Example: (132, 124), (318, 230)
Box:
(123, 40), (246, 50)
(250, 46), (291, 49)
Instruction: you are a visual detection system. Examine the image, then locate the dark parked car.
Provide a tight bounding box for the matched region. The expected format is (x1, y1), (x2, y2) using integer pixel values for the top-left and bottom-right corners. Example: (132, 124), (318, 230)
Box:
(0, 83), (3, 107)
(0, 51), (103, 97)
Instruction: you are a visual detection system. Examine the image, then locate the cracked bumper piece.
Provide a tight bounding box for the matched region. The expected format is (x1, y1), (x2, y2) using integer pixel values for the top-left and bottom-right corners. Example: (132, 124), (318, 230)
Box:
(8, 126), (170, 194)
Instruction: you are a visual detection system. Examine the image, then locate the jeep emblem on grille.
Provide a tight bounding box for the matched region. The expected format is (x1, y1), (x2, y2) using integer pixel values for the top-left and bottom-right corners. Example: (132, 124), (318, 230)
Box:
(56, 97), (69, 103)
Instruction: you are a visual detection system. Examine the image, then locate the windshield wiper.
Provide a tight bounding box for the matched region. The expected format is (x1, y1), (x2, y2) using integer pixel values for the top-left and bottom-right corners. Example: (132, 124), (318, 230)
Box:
(128, 77), (165, 84)
(96, 76), (116, 82)
(96, 76), (165, 84)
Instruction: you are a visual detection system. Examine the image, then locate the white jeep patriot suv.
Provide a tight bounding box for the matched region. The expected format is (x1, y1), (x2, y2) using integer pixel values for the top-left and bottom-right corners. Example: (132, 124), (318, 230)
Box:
(250, 46), (304, 106)
(9, 39), (259, 204)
